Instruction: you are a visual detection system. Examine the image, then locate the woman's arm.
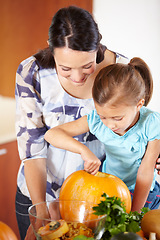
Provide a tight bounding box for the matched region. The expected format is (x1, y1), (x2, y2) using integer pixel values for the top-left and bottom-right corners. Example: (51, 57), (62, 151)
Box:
(24, 158), (47, 205)
(131, 139), (160, 212)
(24, 158), (50, 240)
(44, 116), (101, 174)
(16, 60), (51, 239)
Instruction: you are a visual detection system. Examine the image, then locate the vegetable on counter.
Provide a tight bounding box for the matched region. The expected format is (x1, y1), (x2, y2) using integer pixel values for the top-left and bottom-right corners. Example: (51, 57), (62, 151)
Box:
(38, 219), (69, 239)
(110, 232), (143, 240)
(59, 170), (131, 217)
(141, 209), (160, 240)
(37, 220), (94, 240)
(73, 235), (94, 240)
(92, 193), (150, 240)
(0, 221), (18, 240)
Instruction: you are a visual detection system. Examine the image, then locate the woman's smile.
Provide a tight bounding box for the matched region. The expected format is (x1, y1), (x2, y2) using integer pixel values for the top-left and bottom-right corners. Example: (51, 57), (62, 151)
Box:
(68, 75), (88, 84)
(54, 47), (97, 87)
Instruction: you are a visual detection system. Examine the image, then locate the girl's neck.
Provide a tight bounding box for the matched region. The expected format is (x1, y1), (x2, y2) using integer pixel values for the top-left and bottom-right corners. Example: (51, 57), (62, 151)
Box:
(124, 111), (140, 135)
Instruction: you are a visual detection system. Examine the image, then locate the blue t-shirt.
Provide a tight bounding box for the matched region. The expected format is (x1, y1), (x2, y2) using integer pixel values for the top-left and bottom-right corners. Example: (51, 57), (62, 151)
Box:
(87, 106), (160, 190)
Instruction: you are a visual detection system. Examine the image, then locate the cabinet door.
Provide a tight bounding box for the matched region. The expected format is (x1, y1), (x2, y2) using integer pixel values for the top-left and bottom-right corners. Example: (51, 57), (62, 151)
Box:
(0, 141), (21, 239)
(0, 0), (92, 98)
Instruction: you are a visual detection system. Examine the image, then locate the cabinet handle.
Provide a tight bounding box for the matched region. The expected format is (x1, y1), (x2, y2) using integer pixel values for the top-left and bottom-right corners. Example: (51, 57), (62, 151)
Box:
(0, 148), (7, 156)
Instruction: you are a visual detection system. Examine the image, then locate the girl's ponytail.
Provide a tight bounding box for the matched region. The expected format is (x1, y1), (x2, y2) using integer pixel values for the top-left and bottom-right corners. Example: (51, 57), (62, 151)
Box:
(129, 58), (153, 106)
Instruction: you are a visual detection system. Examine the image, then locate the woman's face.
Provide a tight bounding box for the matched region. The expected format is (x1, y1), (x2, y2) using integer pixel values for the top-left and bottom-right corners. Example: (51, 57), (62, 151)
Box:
(54, 47), (97, 87)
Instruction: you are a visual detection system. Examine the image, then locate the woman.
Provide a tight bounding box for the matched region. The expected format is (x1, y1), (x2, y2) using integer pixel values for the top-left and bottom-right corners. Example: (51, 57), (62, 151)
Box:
(15, 5), (160, 240)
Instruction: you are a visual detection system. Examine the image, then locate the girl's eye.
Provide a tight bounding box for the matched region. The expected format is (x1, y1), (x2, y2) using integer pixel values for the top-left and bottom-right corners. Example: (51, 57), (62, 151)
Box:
(99, 116), (106, 120)
(114, 117), (123, 121)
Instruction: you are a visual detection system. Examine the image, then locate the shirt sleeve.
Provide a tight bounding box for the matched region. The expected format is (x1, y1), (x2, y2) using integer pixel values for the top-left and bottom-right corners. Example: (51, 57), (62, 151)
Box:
(15, 57), (48, 161)
(145, 111), (160, 141)
(116, 52), (130, 64)
(87, 109), (103, 136)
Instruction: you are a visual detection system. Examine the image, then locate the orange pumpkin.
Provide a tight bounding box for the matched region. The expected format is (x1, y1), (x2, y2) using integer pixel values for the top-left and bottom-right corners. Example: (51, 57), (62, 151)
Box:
(0, 221), (18, 240)
(141, 209), (160, 240)
(59, 170), (131, 218)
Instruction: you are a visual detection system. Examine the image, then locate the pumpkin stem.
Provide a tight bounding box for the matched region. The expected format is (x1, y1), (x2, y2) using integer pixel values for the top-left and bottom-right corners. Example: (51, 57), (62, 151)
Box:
(95, 172), (115, 178)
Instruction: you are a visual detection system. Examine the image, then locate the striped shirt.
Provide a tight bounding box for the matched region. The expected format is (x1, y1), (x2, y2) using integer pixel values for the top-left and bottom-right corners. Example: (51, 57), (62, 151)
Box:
(15, 52), (129, 200)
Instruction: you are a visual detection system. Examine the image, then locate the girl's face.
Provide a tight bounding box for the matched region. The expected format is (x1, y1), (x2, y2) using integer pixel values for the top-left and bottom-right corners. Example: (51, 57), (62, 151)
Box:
(95, 100), (144, 136)
(54, 47), (97, 87)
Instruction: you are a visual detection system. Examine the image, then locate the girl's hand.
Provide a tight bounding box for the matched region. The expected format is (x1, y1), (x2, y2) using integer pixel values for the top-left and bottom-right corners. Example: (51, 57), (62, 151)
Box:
(81, 148), (101, 175)
(156, 155), (160, 174)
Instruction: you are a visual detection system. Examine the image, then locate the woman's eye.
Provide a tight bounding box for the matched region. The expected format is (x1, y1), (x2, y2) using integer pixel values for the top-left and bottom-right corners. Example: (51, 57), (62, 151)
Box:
(61, 67), (71, 71)
(83, 64), (92, 69)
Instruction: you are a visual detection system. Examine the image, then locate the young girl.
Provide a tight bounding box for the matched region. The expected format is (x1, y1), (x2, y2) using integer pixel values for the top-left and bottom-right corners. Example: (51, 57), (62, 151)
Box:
(44, 57), (160, 213)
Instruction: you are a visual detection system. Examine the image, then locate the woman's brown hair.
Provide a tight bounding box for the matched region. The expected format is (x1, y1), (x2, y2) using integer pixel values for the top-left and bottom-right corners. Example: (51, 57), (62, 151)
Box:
(93, 57), (153, 107)
(34, 6), (106, 68)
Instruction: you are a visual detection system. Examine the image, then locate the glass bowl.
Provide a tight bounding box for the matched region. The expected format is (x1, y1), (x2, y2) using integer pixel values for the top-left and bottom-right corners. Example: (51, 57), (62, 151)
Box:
(28, 200), (106, 240)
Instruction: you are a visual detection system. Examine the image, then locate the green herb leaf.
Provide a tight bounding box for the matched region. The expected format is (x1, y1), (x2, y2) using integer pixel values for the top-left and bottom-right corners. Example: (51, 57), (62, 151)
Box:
(92, 194), (150, 240)
(73, 235), (94, 240)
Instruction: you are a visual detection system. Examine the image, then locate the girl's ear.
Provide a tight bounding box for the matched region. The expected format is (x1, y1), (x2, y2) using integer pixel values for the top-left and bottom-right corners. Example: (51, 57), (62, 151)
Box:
(137, 98), (145, 111)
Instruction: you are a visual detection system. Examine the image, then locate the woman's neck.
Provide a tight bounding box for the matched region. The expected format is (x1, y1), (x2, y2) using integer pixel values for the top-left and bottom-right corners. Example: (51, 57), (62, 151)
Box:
(58, 75), (93, 99)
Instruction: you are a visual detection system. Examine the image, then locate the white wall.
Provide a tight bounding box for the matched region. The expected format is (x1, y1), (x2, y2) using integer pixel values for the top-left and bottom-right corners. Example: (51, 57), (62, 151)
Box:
(93, 0), (160, 112)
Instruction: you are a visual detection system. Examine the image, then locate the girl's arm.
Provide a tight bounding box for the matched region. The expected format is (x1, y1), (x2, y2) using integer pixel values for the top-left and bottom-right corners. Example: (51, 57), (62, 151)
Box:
(131, 139), (160, 212)
(44, 116), (101, 175)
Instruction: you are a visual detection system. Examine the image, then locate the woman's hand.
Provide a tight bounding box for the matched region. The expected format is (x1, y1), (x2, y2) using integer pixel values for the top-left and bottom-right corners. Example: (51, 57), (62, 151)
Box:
(25, 224), (35, 240)
(81, 147), (101, 175)
(24, 158), (47, 239)
(25, 203), (50, 240)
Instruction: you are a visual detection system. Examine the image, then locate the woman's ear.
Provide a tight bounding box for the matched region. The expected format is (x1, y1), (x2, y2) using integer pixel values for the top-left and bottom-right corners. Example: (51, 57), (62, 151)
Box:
(47, 40), (49, 46)
(137, 98), (145, 111)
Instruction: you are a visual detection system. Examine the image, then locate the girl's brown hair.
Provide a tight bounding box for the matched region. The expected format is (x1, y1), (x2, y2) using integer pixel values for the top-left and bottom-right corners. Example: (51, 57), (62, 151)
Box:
(92, 57), (153, 107)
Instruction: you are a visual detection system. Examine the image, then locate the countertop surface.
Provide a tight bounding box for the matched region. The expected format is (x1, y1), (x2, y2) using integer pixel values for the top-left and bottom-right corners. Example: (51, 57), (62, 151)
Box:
(0, 95), (17, 145)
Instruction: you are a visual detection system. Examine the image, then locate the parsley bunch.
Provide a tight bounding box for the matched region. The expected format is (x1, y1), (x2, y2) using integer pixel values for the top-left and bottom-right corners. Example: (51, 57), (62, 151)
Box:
(93, 193), (149, 240)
